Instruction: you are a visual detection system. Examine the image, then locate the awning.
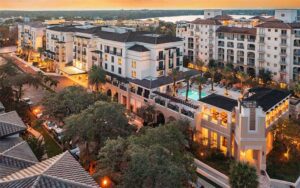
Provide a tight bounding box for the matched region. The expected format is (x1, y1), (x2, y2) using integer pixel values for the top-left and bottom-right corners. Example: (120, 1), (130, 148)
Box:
(60, 66), (86, 75)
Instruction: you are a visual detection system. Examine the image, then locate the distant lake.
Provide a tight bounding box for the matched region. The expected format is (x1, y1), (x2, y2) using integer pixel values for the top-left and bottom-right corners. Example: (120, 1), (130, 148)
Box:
(142, 15), (262, 23)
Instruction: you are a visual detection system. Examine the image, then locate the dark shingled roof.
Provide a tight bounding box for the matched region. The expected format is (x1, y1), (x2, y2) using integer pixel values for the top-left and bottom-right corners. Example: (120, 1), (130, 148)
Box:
(250, 16), (268, 21)
(256, 20), (291, 29)
(94, 31), (182, 44)
(290, 22), (300, 29)
(0, 137), (38, 178)
(129, 70), (200, 89)
(128, 44), (150, 52)
(0, 111), (26, 138)
(0, 151), (98, 188)
(216, 26), (257, 35)
(243, 87), (290, 112)
(199, 94), (238, 111)
(191, 18), (222, 25)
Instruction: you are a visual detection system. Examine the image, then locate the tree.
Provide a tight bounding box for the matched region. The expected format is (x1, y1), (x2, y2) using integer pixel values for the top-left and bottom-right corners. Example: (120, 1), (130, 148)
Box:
(193, 76), (206, 100)
(222, 66), (234, 96)
(229, 161), (258, 188)
(208, 67), (217, 91)
(236, 71), (250, 95)
(194, 58), (205, 75)
(64, 101), (133, 170)
(137, 103), (156, 126)
(26, 136), (45, 161)
(169, 69), (180, 96)
(88, 65), (106, 92)
(184, 74), (192, 101)
(42, 86), (100, 120)
(10, 73), (41, 101)
(95, 122), (197, 188)
(293, 81), (300, 97)
(37, 47), (44, 61)
(258, 69), (272, 86)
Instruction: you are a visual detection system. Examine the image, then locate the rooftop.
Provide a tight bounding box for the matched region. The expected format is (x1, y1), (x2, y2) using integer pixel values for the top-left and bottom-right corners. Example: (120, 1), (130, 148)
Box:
(0, 151), (98, 188)
(216, 26), (256, 35)
(255, 20), (291, 29)
(199, 93), (238, 111)
(244, 87), (290, 111)
(191, 18), (222, 25)
(0, 111), (26, 138)
(128, 44), (150, 52)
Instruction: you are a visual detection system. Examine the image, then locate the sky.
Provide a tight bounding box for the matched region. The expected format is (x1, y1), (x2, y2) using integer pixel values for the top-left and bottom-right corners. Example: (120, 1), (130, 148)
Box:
(1, 0), (300, 10)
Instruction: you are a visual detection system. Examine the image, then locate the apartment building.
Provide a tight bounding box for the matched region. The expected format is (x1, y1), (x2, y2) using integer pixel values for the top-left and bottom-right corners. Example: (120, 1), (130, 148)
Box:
(177, 9), (300, 85)
(43, 24), (292, 171)
(17, 22), (45, 51)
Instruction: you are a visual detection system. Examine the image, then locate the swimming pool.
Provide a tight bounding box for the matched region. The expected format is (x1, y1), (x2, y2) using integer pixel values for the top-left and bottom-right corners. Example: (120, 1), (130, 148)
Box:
(178, 89), (207, 101)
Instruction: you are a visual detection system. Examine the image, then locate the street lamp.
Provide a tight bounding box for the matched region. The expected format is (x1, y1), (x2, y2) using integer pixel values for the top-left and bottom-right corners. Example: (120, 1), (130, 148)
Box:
(100, 176), (111, 188)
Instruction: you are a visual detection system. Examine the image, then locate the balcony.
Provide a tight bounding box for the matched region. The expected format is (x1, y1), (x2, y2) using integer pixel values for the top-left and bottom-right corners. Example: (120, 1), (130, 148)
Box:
(247, 46), (255, 51)
(280, 52), (287, 56)
(280, 61), (287, 65)
(157, 56), (165, 61)
(116, 52), (122, 56)
(280, 43), (287, 47)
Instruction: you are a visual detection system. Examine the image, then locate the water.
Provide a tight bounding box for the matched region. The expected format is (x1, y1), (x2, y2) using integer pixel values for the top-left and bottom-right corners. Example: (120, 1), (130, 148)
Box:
(141, 15), (263, 23)
(178, 89), (207, 101)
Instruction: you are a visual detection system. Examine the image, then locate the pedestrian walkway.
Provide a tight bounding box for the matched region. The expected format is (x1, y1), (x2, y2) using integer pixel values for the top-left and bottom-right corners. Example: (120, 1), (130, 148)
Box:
(194, 159), (230, 188)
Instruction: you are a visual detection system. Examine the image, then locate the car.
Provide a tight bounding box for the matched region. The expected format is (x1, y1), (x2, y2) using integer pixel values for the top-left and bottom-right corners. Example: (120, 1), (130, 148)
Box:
(43, 121), (57, 131)
(70, 146), (80, 158)
(52, 127), (64, 143)
(21, 97), (33, 106)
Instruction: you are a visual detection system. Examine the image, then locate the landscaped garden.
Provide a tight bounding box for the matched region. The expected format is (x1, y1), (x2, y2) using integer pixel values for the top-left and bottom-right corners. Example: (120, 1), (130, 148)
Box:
(266, 118), (300, 182)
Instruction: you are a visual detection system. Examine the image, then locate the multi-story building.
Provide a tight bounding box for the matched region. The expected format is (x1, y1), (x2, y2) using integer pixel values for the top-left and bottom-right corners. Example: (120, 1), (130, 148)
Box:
(43, 24), (292, 172)
(177, 9), (300, 86)
(17, 22), (45, 51)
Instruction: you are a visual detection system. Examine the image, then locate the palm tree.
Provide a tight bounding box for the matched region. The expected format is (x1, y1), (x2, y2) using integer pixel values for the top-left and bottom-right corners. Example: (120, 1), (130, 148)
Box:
(184, 74), (192, 101)
(193, 76), (207, 100)
(236, 71), (249, 95)
(258, 69), (272, 86)
(194, 58), (205, 75)
(11, 74), (41, 101)
(169, 69), (180, 96)
(229, 162), (258, 188)
(88, 65), (106, 92)
(222, 67), (234, 96)
(208, 66), (217, 91)
(137, 103), (156, 126)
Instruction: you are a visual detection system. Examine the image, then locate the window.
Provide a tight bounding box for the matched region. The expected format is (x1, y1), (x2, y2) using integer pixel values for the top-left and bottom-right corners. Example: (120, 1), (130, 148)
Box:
(104, 63), (107, 69)
(249, 108), (256, 131)
(104, 54), (108, 61)
(118, 58), (122, 65)
(201, 128), (209, 146)
(132, 60), (136, 68)
(111, 65), (114, 72)
(275, 29), (278, 32)
(118, 67), (122, 74)
(111, 56), (114, 63)
(131, 71), (136, 78)
(211, 131), (217, 148)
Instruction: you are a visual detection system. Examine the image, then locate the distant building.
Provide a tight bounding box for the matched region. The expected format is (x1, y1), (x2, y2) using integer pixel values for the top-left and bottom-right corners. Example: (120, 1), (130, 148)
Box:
(176, 9), (300, 86)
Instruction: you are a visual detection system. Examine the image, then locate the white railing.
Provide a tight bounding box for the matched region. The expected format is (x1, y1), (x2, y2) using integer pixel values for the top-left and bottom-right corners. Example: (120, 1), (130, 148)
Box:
(265, 171), (300, 188)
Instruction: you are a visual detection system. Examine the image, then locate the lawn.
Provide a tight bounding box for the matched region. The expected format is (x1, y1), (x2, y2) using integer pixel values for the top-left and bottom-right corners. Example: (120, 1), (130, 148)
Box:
(34, 124), (63, 158)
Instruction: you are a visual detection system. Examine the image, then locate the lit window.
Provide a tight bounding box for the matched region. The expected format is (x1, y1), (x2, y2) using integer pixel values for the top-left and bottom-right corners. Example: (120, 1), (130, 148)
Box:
(118, 58), (122, 65)
(131, 71), (136, 78)
(104, 54), (108, 61)
(211, 131), (217, 148)
(201, 128), (208, 146)
(132, 60), (136, 68)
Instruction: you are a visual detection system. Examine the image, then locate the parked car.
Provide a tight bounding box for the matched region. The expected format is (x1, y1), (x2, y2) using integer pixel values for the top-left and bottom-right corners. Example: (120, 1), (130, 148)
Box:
(51, 127), (64, 143)
(21, 97), (33, 106)
(70, 146), (80, 159)
(43, 121), (57, 131)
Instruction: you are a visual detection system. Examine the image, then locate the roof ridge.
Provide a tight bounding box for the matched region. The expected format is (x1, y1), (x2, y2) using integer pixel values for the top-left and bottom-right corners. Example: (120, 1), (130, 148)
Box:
(32, 174), (41, 187)
(42, 151), (67, 174)
(1, 140), (26, 154)
(0, 120), (26, 129)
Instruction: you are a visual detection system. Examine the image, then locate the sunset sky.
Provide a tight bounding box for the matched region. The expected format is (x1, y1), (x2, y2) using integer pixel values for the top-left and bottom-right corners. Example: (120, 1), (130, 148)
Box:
(1, 0), (300, 10)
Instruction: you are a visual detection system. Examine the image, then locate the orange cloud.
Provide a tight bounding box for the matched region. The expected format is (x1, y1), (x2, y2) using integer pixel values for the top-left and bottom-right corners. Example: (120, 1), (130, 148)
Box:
(1, 0), (300, 10)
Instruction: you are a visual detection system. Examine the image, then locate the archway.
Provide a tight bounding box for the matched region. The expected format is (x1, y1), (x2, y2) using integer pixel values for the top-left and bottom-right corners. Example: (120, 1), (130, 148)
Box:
(156, 112), (165, 125)
(113, 92), (118, 102)
(107, 89), (112, 97)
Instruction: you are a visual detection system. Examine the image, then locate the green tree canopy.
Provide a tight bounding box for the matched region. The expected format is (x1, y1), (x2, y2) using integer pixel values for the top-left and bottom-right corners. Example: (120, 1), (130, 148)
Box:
(64, 101), (133, 168)
(96, 121), (196, 188)
(229, 161), (258, 188)
(42, 86), (108, 120)
(88, 65), (106, 92)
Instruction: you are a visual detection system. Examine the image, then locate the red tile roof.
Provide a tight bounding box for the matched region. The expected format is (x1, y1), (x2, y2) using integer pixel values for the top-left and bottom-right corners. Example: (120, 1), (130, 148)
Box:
(255, 20), (291, 29)
(191, 18), (222, 25)
(213, 14), (233, 21)
(216, 26), (257, 35)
